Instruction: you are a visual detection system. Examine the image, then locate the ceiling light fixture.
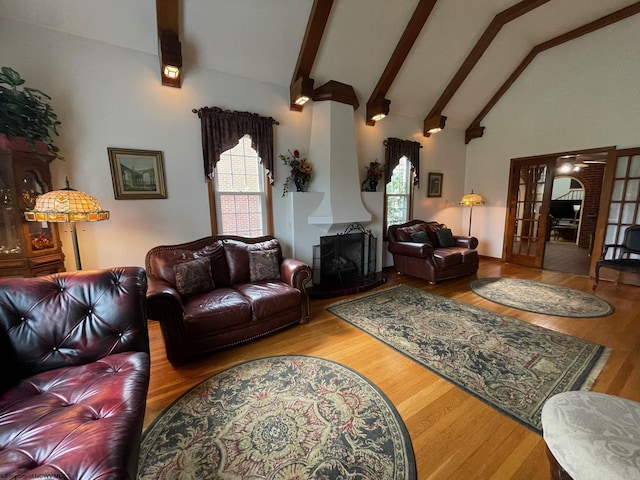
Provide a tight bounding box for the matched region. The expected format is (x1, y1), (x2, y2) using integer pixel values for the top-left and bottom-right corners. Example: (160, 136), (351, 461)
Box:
(424, 114), (447, 135)
(366, 96), (391, 126)
(290, 76), (314, 111)
(159, 28), (182, 88)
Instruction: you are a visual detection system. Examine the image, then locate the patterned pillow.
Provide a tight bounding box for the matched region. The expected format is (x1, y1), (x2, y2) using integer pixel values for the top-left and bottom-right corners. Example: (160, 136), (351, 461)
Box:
(172, 256), (215, 297)
(435, 227), (456, 248)
(410, 230), (431, 244)
(249, 248), (281, 282)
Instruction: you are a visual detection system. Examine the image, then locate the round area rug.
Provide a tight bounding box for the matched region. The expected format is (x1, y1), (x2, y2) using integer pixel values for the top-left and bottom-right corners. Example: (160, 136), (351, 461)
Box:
(469, 277), (613, 317)
(138, 355), (416, 480)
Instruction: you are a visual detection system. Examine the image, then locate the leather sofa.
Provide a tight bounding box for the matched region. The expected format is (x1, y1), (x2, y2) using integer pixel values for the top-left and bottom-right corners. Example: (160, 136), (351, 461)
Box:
(145, 235), (312, 366)
(0, 267), (150, 480)
(388, 220), (479, 284)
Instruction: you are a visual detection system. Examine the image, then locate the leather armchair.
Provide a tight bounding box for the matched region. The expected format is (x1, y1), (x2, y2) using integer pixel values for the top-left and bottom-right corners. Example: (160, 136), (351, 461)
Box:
(388, 220), (479, 284)
(0, 267), (150, 479)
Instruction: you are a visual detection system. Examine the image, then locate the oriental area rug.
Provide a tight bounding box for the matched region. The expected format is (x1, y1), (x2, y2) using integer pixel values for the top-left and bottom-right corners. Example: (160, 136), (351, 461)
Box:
(326, 285), (610, 433)
(469, 277), (613, 317)
(138, 355), (416, 480)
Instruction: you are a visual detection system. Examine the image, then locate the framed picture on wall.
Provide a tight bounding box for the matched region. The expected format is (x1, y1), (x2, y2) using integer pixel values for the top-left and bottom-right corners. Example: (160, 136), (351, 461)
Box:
(427, 172), (443, 198)
(108, 148), (167, 199)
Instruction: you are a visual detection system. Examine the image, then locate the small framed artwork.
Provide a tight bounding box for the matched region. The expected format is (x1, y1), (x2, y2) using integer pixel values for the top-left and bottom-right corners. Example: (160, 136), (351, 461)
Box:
(427, 172), (443, 198)
(108, 148), (167, 199)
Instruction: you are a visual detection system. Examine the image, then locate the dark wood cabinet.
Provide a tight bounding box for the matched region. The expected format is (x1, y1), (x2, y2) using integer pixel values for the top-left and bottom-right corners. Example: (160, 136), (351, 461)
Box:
(0, 147), (65, 277)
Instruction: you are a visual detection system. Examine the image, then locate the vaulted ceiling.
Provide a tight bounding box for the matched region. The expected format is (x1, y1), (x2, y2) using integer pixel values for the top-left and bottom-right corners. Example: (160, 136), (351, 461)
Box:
(3, 0), (639, 142)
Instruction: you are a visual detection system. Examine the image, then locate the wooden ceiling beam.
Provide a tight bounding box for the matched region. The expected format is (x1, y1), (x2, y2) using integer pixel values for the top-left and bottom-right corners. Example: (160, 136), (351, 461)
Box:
(423, 0), (550, 136)
(366, 0), (437, 126)
(156, 0), (182, 88)
(290, 0), (334, 111)
(465, 1), (640, 143)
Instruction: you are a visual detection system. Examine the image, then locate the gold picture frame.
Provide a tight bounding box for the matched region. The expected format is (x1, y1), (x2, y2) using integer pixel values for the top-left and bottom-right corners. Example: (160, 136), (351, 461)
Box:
(427, 172), (443, 198)
(108, 148), (167, 199)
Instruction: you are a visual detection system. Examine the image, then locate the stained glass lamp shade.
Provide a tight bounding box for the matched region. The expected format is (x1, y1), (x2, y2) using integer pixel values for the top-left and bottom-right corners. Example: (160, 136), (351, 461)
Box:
(459, 190), (485, 236)
(24, 180), (109, 270)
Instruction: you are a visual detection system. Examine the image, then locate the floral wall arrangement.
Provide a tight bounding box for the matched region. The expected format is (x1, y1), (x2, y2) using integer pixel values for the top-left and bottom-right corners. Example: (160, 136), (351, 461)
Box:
(362, 160), (385, 192)
(280, 149), (312, 196)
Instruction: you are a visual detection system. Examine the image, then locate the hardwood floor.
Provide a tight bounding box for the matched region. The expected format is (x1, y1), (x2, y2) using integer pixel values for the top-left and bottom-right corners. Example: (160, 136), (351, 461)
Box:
(143, 257), (640, 479)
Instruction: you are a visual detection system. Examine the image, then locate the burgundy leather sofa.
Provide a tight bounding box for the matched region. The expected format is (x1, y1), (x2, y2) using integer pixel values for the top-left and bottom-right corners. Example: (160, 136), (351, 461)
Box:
(0, 267), (150, 480)
(388, 220), (479, 284)
(145, 235), (312, 366)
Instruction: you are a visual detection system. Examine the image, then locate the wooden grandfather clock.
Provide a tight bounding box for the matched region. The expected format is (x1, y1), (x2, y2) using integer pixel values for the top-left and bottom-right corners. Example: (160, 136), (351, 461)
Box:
(0, 145), (65, 277)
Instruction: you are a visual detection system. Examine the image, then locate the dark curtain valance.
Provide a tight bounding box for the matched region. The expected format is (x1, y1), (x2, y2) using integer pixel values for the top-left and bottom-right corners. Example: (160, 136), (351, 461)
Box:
(384, 137), (421, 187)
(194, 106), (278, 184)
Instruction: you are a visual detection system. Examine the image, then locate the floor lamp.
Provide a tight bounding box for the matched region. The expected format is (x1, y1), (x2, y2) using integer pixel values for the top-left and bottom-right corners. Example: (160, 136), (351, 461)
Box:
(24, 179), (110, 270)
(459, 190), (485, 236)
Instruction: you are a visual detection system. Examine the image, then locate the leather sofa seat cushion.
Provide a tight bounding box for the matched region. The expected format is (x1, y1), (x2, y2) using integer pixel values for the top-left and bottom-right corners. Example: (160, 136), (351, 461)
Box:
(433, 249), (463, 268)
(183, 288), (252, 336)
(234, 281), (301, 321)
(0, 351), (149, 479)
(461, 249), (479, 264)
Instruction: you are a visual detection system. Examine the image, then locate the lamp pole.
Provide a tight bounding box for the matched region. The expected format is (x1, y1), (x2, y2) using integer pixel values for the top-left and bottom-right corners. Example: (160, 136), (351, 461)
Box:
(69, 222), (82, 270)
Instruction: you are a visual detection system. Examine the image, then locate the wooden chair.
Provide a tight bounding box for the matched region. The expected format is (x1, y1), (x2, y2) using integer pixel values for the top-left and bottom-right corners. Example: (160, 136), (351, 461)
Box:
(593, 225), (640, 290)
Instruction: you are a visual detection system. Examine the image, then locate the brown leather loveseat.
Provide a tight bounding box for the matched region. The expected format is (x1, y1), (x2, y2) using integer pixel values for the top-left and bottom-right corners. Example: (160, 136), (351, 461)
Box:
(388, 220), (479, 284)
(145, 235), (312, 365)
(0, 267), (150, 479)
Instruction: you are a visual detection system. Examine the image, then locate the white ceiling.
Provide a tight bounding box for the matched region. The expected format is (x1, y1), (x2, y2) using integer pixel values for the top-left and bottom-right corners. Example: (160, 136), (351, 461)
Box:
(1, 0), (637, 131)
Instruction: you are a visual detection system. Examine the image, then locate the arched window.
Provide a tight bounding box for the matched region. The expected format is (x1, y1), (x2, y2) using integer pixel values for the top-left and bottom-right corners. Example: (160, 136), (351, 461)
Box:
(214, 135), (267, 236)
(385, 156), (413, 234)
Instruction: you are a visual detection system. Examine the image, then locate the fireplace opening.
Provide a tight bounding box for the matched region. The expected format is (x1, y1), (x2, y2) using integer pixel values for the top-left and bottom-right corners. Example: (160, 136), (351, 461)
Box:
(309, 224), (385, 298)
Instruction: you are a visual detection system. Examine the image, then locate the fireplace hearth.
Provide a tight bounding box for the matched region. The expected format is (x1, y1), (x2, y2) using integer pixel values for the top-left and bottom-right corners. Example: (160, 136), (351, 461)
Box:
(308, 224), (386, 298)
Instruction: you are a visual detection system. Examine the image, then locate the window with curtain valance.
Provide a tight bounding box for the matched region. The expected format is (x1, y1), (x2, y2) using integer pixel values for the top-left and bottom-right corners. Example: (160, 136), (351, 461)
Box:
(194, 106), (278, 184)
(384, 137), (421, 187)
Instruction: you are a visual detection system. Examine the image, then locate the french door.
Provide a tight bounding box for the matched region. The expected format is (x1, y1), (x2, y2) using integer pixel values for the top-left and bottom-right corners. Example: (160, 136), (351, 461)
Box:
(504, 157), (555, 267)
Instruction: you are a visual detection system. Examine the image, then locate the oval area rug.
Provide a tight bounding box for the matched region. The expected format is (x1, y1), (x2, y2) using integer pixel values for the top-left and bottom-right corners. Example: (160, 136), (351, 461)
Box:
(138, 355), (416, 480)
(469, 277), (613, 317)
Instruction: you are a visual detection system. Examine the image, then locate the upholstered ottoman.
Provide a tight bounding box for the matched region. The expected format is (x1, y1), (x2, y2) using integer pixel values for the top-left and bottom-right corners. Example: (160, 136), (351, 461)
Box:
(541, 391), (640, 480)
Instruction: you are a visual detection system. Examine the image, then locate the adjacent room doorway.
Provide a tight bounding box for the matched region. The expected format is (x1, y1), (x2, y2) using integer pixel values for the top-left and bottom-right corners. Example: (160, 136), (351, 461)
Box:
(504, 147), (613, 275)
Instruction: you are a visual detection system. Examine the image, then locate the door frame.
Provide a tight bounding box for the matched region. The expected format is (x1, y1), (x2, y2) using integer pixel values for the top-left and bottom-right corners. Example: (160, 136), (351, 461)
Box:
(503, 146), (616, 274)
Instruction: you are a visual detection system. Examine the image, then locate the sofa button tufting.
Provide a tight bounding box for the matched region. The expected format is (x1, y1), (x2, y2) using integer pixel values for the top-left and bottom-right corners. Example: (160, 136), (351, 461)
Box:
(52, 346), (58, 351)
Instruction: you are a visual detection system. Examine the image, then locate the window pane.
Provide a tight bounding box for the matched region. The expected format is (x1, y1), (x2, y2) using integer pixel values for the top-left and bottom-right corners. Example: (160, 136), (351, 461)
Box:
(216, 135), (266, 236)
(622, 203), (636, 224)
(385, 157), (411, 232)
(625, 179), (639, 202)
(629, 155), (640, 178)
(611, 180), (625, 202)
(615, 156), (628, 178)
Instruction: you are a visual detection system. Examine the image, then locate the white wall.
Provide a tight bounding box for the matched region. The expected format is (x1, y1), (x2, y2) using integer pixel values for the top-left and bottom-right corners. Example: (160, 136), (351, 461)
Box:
(0, 18), (466, 271)
(465, 16), (640, 258)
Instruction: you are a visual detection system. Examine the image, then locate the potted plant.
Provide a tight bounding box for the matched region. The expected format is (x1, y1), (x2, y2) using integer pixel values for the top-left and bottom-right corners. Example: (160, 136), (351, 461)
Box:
(280, 149), (312, 196)
(0, 66), (62, 159)
(362, 160), (385, 192)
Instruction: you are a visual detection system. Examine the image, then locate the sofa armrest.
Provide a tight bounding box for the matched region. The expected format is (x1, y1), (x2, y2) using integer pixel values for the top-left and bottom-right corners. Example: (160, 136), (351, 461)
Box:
(146, 277), (184, 322)
(388, 241), (434, 259)
(454, 236), (478, 249)
(280, 258), (313, 290)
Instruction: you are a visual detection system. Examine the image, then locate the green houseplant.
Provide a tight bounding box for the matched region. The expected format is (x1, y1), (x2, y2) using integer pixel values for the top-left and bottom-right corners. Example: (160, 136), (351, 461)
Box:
(0, 66), (62, 159)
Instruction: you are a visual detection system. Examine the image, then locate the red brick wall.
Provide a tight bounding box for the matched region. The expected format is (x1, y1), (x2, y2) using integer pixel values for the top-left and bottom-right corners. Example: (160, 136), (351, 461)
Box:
(564, 164), (605, 250)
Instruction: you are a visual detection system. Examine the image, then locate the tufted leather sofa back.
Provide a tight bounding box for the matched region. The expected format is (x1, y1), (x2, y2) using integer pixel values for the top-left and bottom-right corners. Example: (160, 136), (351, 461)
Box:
(0, 267), (149, 387)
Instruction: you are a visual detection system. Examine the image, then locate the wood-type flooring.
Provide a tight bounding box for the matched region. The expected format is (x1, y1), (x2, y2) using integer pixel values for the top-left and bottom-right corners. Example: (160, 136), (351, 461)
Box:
(144, 257), (640, 479)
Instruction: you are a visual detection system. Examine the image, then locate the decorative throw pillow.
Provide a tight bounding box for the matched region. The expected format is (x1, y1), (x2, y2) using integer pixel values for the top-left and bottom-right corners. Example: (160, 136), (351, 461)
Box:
(410, 230), (431, 244)
(172, 256), (215, 297)
(249, 248), (281, 282)
(435, 227), (456, 248)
